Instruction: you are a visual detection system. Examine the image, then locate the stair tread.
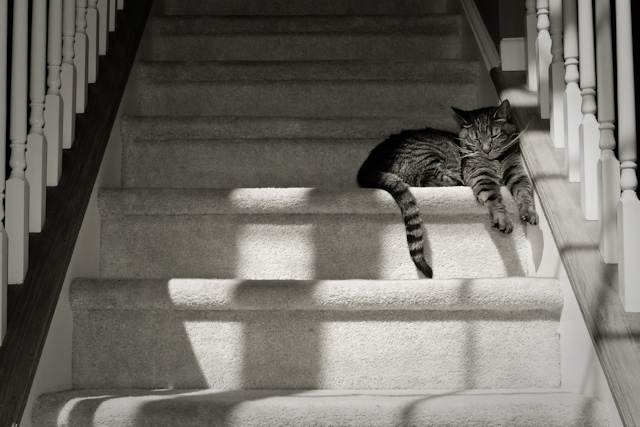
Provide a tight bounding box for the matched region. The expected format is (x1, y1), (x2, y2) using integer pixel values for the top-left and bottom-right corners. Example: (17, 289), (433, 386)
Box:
(97, 186), (532, 280)
(34, 389), (609, 427)
(98, 187), (508, 216)
(157, 0), (453, 16)
(121, 115), (443, 140)
(71, 277), (562, 311)
(137, 59), (480, 83)
(137, 80), (478, 117)
(149, 14), (464, 35)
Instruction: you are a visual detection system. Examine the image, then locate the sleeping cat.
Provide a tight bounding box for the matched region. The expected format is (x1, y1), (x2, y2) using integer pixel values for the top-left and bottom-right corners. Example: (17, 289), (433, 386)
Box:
(357, 99), (538, 278)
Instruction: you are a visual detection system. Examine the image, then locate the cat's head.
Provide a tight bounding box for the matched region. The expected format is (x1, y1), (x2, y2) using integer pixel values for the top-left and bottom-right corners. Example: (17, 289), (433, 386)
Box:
(452, 100), (519, 159)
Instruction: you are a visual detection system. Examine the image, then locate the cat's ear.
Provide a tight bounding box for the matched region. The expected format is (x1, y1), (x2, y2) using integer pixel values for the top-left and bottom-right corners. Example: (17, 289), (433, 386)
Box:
(493, 99), (511, 121)
(452, 107), (471, 126)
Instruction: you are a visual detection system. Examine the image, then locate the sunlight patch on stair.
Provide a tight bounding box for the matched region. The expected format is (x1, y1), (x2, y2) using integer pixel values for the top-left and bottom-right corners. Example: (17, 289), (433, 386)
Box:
(181, 321), (246, 387)
(235, 223), (317, 279)
(57, 395), (115, 426)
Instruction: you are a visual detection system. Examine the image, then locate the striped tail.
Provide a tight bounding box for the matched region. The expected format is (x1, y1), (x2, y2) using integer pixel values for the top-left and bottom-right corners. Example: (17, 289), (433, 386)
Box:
(357, 167), (433, 278)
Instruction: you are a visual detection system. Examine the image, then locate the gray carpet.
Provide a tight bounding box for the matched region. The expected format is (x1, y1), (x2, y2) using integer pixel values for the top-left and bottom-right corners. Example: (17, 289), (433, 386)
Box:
(32, 0), (610, 425)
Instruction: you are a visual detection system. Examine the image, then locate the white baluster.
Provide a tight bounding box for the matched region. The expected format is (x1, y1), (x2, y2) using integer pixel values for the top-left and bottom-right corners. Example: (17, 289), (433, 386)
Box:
(6, 0), (30, 284)
(548, 0), (565, 148)
(26, 0), (49, 233)
(98, 0), (109, 55)
(86, 0), (99, 82)
(615, 0), (640, 312)
(525, 0), (538, 91)
(75, 0), (89, 113)
(61, 0), (77, 149)
(578, 0), (600, 220)
(117, 0), (123, 10)
(44, 0), (64, 186)
(536, 0), (551, 118)
(109, 0), (116, 31)
(595, 0), (619, 263)
(1, 0), (9, 344)
(562, 0), (581, 182)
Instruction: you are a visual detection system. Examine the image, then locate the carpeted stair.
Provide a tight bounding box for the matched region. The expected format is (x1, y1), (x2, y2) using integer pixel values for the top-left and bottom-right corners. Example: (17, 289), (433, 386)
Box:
(32, 0), (610, 425)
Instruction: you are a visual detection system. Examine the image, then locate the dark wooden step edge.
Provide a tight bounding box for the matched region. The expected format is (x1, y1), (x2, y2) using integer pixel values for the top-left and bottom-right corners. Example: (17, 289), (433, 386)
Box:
(491, 68), (640, 427)
(0, 0), (154, 425)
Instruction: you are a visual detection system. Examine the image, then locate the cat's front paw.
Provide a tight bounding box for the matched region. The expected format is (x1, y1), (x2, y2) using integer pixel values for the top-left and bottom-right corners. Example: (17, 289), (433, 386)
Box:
(491, 213), (514, 234)
(520, 206), (539, 225)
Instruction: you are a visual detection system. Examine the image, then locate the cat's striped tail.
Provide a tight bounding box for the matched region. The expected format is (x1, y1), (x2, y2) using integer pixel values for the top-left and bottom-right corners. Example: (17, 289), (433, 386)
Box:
(357, 167), (433, 278)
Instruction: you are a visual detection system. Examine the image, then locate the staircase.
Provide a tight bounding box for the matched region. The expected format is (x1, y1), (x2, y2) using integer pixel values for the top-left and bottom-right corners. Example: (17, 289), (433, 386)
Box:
(32, 0), (610, 425)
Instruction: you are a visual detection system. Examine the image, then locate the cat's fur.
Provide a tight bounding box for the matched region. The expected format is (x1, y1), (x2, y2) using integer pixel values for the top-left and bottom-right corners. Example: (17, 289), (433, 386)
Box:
(357, 100), (538, 278)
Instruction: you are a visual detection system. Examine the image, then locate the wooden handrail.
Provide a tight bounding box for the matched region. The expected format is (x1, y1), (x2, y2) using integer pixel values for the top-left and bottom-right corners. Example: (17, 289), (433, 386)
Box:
(0, 1), (153, 425)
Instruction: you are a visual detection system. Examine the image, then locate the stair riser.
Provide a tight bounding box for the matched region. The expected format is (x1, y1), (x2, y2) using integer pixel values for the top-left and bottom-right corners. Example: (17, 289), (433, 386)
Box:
(138, 82), (477, 117)
(136, 60), (481, 84)
(148, 35), (462, 61)
(154, 0), (455, 16)
(149, 16), (463, 35)
(72, 309), (559, 389)
(123, 139), (378, 188)
(99, 213), (531, 280)
(121, 116), (458, 142)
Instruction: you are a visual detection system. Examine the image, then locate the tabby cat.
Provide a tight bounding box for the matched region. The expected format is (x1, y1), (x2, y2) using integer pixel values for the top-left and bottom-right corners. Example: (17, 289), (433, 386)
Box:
(357, 99), (538, 278)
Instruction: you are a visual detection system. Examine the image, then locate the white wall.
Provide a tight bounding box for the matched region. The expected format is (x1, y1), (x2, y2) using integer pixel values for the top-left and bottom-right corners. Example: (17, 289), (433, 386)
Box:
(20, 57), (141, 427)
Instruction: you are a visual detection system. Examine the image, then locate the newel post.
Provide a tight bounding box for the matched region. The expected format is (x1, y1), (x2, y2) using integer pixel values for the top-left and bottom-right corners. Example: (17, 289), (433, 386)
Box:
(548, 0), (565, 148)
(615, 0), (640, 312)
(562, 0), (581, 182)
(595, 0), (620, 263)
(577, 0), (600, 220)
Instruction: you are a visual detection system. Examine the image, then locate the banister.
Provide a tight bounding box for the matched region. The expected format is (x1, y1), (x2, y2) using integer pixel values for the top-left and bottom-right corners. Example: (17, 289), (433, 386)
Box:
(26, 0), (49, 234)
(595, 0), (620, 264)
(615, 0), (640, 313)
(75, 0), (89, 113)
(61, 0), (77, 148)
(0, 0), (153, 425)
(6, 0), (30, 285)
(562, 0), (581, 182)
(0, 0), (7, 346)
(577, 0), (600, 220)
(44, 0), (64, 187)
(495, 0), (640, 423)
(535, 0), (551, 118)
(548, 0), (564, 148)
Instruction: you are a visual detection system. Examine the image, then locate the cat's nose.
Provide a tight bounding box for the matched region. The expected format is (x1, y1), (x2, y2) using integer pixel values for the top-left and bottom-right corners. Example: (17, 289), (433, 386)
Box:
(482, 144), (491, 153)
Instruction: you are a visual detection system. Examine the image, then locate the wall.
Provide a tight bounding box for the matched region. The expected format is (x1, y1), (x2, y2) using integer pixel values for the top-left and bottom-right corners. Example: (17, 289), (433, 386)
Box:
(474, 0), (524, 50)
(19, 51), (144, 427)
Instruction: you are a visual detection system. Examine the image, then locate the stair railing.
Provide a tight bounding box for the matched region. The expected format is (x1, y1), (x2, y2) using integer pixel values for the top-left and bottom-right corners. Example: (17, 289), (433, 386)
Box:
(0, 0), (125, 346)
(526, 0), (640, 311)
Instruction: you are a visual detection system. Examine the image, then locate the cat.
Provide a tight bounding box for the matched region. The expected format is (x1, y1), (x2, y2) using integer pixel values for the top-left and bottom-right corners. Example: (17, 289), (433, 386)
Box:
(357, 99), (538, 278)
